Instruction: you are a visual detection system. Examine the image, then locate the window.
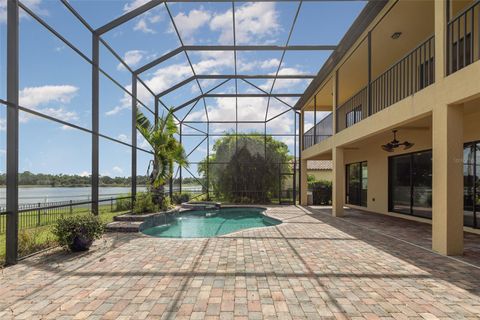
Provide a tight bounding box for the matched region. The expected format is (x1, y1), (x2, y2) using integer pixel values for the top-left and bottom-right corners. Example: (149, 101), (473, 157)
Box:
(464, 141), (480, 228)
(345, 105), (362, 128)
(419, 57), (434, 90)
(389, 150), (432, 219)
(346, 161), (367, 207)
(452, 33), (472, 73)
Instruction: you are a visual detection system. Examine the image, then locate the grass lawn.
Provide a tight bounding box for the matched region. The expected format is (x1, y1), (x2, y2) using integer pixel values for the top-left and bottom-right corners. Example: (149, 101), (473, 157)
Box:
(0, 204), (129, 265)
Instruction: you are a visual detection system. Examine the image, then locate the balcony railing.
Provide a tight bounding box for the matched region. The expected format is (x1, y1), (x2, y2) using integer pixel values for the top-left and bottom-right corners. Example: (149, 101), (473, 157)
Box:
(447, 1), (480, 75)
(303, 112), (333, 150)
(336, 35), (435, 133)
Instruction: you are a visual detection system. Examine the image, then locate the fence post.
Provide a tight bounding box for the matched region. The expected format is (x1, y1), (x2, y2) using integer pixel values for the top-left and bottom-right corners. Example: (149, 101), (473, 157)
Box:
(110, 197), (113, 212)
(37, 202), (41, 226)
(69, 200), (72, 217)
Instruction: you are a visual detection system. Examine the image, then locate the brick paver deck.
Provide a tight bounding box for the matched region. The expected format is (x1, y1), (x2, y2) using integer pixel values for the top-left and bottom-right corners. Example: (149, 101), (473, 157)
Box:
(308, 206), (480, 267)
(1, 205), (480, 319)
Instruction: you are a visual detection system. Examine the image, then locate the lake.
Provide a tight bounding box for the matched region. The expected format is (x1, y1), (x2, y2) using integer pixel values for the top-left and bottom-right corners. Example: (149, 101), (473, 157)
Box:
(0, 185), (203, 206)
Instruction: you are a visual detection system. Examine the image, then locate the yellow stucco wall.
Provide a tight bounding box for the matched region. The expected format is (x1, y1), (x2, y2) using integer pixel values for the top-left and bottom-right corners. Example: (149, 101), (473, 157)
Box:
(300, 0), (480, 255)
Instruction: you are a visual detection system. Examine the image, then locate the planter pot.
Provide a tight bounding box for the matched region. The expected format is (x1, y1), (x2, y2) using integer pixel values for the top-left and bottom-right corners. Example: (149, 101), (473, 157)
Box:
(68, 235), (93, 252)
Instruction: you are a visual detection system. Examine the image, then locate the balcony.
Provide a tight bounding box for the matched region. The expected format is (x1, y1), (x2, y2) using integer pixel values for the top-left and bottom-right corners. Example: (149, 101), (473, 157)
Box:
(447, 1), (480, 75)
(336, 35), (435, 133)
(302, 112), (333, 150)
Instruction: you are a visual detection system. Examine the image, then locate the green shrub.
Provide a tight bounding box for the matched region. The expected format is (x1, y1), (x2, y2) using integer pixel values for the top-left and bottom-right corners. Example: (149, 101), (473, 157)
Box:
(309, 180), (332, 205)
(115, 194), (132, 212)
(133, 192), (158, 214)
(160, 196), (171, 211)
(52, 215), (104, 250)
(18, 228), (57, 257)
(172, 192), (191, 205)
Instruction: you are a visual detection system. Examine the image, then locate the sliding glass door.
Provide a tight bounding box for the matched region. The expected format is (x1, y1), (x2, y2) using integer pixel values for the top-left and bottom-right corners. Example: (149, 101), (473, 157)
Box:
(464, 142), (480, 228)
(389, 150), (432, 218)
(346, 161), (367, 207)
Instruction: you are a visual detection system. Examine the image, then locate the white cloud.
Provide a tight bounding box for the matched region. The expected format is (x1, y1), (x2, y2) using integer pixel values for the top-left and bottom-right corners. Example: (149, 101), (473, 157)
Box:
(123, 0), (149, 12)
(210, 2), (280, 44)
(61, 124), (75, 131)
(79, 171), (90, 177)
(20, 85), (78, 108)
(118, 50), (146, 70)
(112, 166), (124, 175)
(18, 85), (80, 124)
(134, 18), (156, 34)
(172, 9), (211, 42)
(124, 0), (165, 34)
(0, 118), (5, 131)
(117, 134), (129, 143)
(0, 0), (47, 24)
(238, 58), (280, 72)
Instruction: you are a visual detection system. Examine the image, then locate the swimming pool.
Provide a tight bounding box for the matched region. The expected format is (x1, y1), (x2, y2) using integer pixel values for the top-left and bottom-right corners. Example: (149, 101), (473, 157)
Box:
(141, 207), (281, 238)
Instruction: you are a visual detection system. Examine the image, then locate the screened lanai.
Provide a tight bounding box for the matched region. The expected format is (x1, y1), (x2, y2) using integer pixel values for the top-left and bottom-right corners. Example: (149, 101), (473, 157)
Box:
(0, 0), (367, 264)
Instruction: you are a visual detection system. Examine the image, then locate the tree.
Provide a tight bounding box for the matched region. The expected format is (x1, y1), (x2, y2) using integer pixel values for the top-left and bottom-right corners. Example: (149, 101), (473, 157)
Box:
(198, 134), (292, 203)
(136, 108), (188, 205)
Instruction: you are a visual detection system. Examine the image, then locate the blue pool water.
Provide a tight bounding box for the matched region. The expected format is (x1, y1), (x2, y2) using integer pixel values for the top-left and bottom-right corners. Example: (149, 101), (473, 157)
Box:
(142, 207), (281, 238)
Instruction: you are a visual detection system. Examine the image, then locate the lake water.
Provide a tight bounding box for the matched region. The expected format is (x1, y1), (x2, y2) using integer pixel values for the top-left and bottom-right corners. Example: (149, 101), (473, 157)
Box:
(0, 185), (202, 206)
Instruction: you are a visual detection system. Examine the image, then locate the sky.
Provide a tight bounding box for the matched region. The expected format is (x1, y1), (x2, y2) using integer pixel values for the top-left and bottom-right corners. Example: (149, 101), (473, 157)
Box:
(0, 0), (366, 180)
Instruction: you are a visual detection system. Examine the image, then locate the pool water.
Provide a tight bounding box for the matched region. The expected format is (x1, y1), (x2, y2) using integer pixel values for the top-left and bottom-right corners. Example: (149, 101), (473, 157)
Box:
(142, 207), (281, 238)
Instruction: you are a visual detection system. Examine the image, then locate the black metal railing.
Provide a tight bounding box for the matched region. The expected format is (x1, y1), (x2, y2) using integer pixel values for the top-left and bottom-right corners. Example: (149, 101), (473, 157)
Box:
(336, 35), (435, 133)
(0, 196), (133, 234)
(335, 86), (368, 133)
(447, 1), (480, 75)
(303, 112), (333, 150)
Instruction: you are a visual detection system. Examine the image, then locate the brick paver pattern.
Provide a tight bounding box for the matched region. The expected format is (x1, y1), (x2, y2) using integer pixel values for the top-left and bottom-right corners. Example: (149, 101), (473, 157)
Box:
(1, 205), (480, 319)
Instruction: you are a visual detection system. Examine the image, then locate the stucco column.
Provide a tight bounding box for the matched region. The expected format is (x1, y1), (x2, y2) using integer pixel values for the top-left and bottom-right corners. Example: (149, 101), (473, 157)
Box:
(434, 0), (446, 79)
(432, 104), (464, 255)
(300, 159), (308, 205)
(332, 147), (345, 217)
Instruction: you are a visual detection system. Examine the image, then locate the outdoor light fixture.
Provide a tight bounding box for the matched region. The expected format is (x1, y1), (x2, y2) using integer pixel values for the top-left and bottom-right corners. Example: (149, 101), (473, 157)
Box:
(381, 130), (414, 152)
(391, 32), (402, 39)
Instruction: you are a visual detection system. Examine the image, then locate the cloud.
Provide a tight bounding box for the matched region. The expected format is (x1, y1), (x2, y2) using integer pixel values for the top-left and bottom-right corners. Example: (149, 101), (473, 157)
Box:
(112, 166), (124, 175)
(20, 85), (78, 108)
(186, 96), (293, 134)
(118, 50), (146, 70)
(171, 9), (211, 42)
(124, 0), (165, 34)
(210, 2), (280, 44)
(0, 0), (48, 24)
(238, 58), (280, 72)
(123, 0), (150, 12)
(117, 134), (129, 143)
(18, 85), (80, 123)
(134, 18), (156, 34)
(0, 118), (5, 131)
(79, 171), (90, 177)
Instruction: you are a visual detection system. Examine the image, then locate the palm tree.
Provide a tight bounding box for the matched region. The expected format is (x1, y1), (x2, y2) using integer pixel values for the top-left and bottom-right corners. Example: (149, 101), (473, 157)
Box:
(136, 108), (187, 205)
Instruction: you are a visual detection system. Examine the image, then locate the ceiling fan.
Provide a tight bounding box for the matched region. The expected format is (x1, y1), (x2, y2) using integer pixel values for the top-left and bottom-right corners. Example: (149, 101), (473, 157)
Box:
(381, 130), (414, 152)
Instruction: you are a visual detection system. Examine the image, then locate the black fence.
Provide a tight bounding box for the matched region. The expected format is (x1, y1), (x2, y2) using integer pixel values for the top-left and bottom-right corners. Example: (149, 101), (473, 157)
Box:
(336, 35), (435, 133)
(0, 196), (133, 234)
(303, 112), (333, 150)
(447, 1), (480, 75)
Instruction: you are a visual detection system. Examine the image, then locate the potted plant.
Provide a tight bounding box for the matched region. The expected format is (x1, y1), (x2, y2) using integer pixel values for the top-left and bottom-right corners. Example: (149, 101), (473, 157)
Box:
(53, 215), (104, 252)
(137, 108), (188, 208)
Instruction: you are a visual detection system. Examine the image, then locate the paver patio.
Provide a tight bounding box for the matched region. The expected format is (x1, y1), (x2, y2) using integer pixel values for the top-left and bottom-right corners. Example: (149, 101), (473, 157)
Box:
(1, 205), (480, 319)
